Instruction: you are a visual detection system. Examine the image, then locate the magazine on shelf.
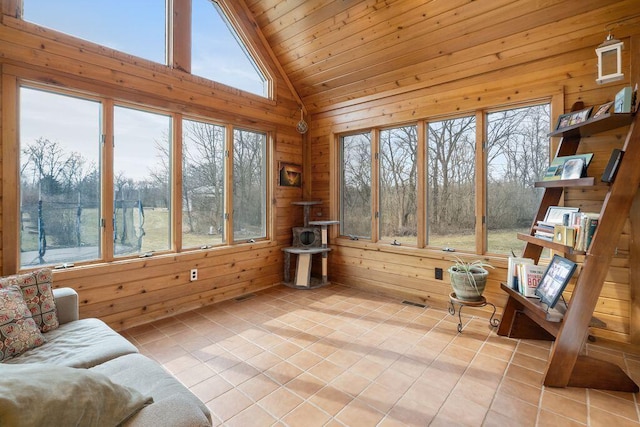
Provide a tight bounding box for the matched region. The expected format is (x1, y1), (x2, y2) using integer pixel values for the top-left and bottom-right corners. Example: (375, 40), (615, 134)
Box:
(542, 154), (593, 181)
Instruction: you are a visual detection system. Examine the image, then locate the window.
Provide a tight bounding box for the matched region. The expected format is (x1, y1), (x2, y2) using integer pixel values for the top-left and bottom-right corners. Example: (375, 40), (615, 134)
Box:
(192, 0), (268, 97)
(427, 116), (476, 252)
(19, 87), (101, 268)
(379, 126), (418, 244)
(15, 84), (272, 268)
(337, 101), (551, 255)
(182, 119), (226, 248)
(340, 132), (372, 239)
(232, 129), (267, 241)
(23, 0), (167, 64)
(113, 106), (172, 257)
(486, 104), (550, 254)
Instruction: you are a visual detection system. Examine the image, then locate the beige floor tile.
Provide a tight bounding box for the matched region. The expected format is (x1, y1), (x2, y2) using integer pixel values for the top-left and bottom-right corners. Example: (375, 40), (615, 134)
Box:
(258, 387), (303, 419)
(309, 385), (353, 416)
(537, 409), (587, 426)
(207, 388), (252, 422)
(236, 373), (279, 402)
(126, 285), (640, 427)
(540, 388), (588, 424)
(335, 397), (385, 426)
(286, 372), (325, 399)
(282, 401), (332, 427)
(588, 389), (640, 422)
(498, 377), (542, 405)
(590, 406), (640, 427)
(331, 370), (372, 397)
(225, 399), (277, 427)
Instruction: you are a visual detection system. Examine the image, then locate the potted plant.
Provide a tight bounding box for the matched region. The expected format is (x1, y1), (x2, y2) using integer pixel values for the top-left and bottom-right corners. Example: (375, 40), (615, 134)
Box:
(448, 256), (494, 302)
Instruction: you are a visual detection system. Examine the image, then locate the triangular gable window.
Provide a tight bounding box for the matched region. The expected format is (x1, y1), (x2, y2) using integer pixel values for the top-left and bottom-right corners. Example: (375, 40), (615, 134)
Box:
(192, 0), (269, 97)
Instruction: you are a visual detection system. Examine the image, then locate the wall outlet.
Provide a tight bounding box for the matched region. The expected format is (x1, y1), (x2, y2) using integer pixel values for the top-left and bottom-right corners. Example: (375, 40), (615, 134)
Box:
(435, 267), (443, 280)
(190, 269), (198, 281)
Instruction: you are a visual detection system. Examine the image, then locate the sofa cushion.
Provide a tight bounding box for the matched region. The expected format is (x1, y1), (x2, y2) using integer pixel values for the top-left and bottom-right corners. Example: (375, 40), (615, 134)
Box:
(91, 353), (212, 426)
(0, 268), (58, 332)
(0, 286), (46, 362)
(2, 318), (138, 368)
(0, 363), (152, 427)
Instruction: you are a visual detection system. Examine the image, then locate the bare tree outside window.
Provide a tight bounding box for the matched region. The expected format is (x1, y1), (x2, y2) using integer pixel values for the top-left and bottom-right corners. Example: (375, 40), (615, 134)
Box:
(487, 104), (550, 254)
(233, 129), (267, 241)
(427, 116), (476, 251)
(182, 119), (226, 248)
(341, 132), (372, 239)
(379, 126), (418, 244)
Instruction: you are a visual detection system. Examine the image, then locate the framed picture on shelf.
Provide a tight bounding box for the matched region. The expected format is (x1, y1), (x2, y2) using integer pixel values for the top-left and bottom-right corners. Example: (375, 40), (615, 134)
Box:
(592, 101), (614, 119)
(555, 113), (573, 130)
(535, 255), (577, 309)
(560, 158), (585, 180)
(543, 206), (579, 224)
(568, 107), (593, 126)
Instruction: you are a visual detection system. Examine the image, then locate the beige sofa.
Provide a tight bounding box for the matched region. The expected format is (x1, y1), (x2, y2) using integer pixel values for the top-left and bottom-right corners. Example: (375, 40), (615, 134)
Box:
(0, 287), (212, 426)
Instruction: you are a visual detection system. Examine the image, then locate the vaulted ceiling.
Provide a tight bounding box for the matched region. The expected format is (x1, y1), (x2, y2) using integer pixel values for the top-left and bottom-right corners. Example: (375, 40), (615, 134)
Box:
(245, 0), (639, 113)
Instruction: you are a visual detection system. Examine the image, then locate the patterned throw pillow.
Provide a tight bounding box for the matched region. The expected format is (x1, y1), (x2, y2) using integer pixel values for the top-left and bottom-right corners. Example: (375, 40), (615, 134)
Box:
(0, 285), (46, 361)
(0, 269), (59, 332)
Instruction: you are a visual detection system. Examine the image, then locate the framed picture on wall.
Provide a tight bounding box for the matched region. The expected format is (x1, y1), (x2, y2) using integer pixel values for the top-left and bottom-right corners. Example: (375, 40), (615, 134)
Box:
(279, 162), (302, 187)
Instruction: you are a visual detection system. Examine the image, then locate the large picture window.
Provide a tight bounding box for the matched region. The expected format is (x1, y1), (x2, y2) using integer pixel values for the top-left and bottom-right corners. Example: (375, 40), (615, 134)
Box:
(182, 119), (226, 248)
(427, 116), (476, 252)
(16, 84), (271, 269)
(23, 0), (167, 64)
(338, 101), (551, 256)
(19, 87), (102, 268)
(113, 106), (172, 257)
(486, 104), (550, 254)
(232, 129), (267, 241)
(340, 132), (372, 239)
(380, 126), (418, 245)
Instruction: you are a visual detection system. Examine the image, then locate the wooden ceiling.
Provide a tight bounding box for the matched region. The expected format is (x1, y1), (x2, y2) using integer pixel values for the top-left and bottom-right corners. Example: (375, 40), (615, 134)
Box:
(244, 0), (639, 113)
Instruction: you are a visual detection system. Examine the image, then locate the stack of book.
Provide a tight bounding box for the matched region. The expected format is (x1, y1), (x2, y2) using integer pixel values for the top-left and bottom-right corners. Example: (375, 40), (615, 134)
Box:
(507, 257), (545, 298)
(534, 220), (555, 241)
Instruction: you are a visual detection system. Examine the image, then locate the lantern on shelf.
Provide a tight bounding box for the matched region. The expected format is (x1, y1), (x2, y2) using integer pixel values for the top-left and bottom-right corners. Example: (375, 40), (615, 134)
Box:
(595, 32), (624, 85)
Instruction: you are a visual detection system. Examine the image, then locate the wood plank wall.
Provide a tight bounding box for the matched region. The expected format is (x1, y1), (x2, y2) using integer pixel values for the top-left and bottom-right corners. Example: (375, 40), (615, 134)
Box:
(307, 18), (640, 343)
(0, 11), (304, 331)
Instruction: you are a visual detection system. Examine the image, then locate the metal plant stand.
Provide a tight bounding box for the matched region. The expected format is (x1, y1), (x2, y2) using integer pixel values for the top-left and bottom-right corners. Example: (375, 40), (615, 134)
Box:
(448, 292), (499, 333)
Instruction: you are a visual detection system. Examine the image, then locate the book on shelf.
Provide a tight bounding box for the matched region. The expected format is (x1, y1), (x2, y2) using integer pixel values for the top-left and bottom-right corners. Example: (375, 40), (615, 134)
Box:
(507, 257), (533, 292)
(601, 149), (623, 183)
(572, 212), (600, 252)
(614, 86), (633, 113)
(520, 263), (546, 298)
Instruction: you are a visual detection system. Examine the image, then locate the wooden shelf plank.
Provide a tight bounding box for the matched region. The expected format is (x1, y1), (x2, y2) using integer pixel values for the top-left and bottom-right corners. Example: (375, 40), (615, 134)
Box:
(534, 177), (595, 188)
(548, 113), (634, 138)
(516, 233), (584, 255)
(499, 283), (561, 337)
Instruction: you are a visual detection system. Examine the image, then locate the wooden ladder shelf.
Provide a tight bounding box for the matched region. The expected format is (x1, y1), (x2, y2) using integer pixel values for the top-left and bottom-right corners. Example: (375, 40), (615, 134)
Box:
(498, 107), (640, 392)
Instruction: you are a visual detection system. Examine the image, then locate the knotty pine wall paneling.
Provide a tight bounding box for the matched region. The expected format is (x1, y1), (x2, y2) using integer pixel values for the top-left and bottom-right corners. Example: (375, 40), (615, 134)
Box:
(0, 9), (303, 331)
(308, 10), (640, 344)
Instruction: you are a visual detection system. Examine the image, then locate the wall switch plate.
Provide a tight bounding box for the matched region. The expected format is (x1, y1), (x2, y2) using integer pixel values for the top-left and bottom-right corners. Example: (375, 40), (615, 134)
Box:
(435, 267), (443, 280)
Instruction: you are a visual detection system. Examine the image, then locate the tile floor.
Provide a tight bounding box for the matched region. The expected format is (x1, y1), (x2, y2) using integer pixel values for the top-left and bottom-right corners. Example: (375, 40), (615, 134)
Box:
(121, 284), (640, 426)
